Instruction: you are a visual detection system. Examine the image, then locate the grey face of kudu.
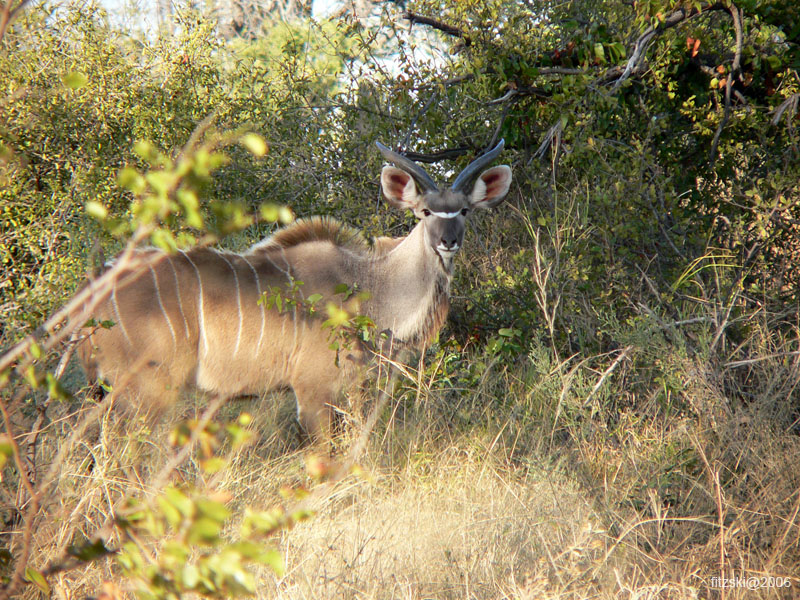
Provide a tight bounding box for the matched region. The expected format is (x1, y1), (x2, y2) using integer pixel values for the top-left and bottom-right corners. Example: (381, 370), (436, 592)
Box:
(376, 140), (513, 269)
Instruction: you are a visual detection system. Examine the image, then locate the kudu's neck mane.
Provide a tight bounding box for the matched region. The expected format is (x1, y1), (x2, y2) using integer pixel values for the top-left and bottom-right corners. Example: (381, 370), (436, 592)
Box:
(249, 216), (369, 253)
(249, 217), (451, 348)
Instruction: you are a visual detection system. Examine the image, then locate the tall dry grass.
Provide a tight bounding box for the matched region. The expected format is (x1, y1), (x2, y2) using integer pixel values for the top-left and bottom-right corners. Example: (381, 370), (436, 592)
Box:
(7, 316), (799, 600)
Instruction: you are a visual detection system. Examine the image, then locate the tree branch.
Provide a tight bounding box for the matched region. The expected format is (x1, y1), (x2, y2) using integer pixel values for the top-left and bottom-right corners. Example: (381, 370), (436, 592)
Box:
(710, 4), (744, 164)
(403, 147), (471, 163)
(488, 85), (551, 105)
(610, 2), (727, 91)
(0, 0), (29, 45)
(402, 11), (470, 45)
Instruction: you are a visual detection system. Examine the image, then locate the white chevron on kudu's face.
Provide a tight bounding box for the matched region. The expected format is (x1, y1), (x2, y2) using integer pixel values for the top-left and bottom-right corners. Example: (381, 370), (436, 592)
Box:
(429, 210), (461, 219)
(78, 140), (512, 442)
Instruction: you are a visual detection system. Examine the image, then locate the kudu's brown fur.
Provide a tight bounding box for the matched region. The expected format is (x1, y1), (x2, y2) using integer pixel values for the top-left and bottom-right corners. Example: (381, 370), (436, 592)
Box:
(79, 141), (512, 440)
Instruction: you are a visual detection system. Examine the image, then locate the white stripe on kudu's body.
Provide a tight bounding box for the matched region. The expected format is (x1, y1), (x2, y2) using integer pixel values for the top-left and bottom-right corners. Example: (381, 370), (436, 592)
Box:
(180, 250), (208, 357)
(110, 286), (132, 347)
(150, 265), (177, 348)
(216, 251), (244, 356)
(241, 255), (267, 356)
(78, 140), (512, 441)
(167, 257), (191, 340)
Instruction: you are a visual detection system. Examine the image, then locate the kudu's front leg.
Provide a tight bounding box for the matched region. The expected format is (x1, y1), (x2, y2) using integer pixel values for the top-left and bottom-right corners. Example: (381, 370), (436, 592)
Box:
(292, 382), (336, 445)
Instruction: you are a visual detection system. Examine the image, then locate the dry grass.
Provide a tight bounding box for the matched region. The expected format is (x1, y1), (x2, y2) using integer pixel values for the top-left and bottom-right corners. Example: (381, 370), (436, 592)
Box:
(256, 444), (598, 599)
(5, 328), (800, 600)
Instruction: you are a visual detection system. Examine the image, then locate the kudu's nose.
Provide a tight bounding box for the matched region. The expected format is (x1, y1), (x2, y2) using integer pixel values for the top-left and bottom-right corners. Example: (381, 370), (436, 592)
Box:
(441, 236), (459, 250)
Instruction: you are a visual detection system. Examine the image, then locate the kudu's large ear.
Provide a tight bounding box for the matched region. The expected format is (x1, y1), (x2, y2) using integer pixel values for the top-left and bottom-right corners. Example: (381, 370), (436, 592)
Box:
(468, 165), (512, 209)
(381, 166), (421, 210)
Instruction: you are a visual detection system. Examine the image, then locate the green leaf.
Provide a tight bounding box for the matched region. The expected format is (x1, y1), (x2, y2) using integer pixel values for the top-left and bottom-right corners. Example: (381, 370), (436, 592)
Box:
(86, 201), (108, 221)
(195, 498), (231, 523)
(231, 543), (285, 575)
(117, 167), (146, 194)
(163, 486), (194, 518)
(24, 365), (39, 388)
(157, 496), (183, 527)
(200, 457), (228, 474)
(151, 229), (178, 253)
(177, 188), (203, 228)
(324, 303), (350, 328)
(187, 517), (222, 545)
(594, 43), (605, 63)
(0, 435), (13, 474)
(46, 373), (72, 401)
(25, 568), (50, 595)
(241, 133), (268, 157)
(145, 170), (176, 198)
(182, 563), (200, 589)
(260, 203), (279, 222)
(242, 507), (285, 536)
(133, 140), (158, 162)
(225, 423), (253, 449)
(278, 206), (294, 224)
(62, 71), (88, 89)
(163, 540), (190, 560)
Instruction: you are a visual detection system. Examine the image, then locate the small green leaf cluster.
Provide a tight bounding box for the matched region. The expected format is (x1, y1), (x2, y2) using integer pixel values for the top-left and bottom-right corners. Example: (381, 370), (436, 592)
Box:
(115, 486), (283, 598)
(322, 285), (377, 356)
(106, 413), (285, 599)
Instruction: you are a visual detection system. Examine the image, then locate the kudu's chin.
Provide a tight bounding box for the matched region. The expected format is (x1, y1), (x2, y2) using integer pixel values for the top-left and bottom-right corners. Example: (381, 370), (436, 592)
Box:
(435, 246), (459, 269)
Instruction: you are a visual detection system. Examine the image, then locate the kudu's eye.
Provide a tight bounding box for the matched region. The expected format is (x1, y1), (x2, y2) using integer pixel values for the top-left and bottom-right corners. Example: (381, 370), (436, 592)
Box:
(461, 208), (469, 216)
(422, 209), (432, 217)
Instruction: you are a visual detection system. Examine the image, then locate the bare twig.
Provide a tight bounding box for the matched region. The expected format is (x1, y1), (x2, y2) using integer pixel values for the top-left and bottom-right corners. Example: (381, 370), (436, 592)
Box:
(488, 85), (551, 106)
(489, 102), (512, 149)
(401, 91), (438, 150)
(533, 118), (564, 161)
(725, 351), (800, 368)
(771, 93), (799, 126)
(583, 346), (633, 407)
(488, 88), (517, 105)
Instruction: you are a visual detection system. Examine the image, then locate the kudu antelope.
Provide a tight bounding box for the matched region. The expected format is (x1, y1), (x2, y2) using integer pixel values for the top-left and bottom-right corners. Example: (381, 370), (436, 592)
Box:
(79, 140), (512, 440)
